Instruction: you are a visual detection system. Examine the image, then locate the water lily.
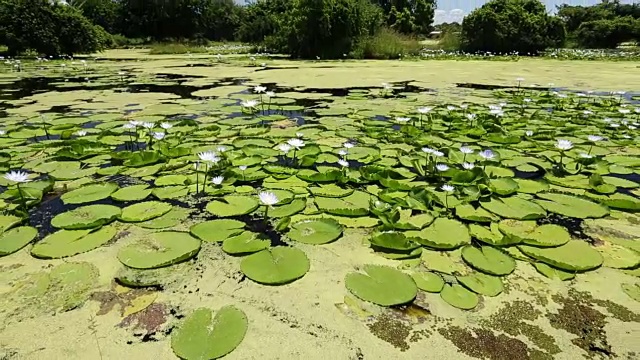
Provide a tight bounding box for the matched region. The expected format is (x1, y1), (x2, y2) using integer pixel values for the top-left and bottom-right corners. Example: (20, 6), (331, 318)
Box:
(75, 130), (87, 137)
(211, 176), (224, 186)
(446, 105), (456, 111)
(266, 91), (275, 98)
(462, 162), (475, 170)
(460, 146), (474, 154)
(287, 138), (305, 149)
(432, 150), (444, 157)
(525, 130), (534, 136)
(579, 153), (593, 159)
(160, 122), (172, 130)
(396, 117), (411, 123)
(0, 130), (5, 135)
(343, 142), (355, 149)
(588, 135), (603, 142)
(254, 85), (266, 93)
(417, 107), (432, 114)
(239, 165), (248, 171)
(152, 132), (165, 140)
(441, 184), (455, 192)
(338, 149), (348, 157)
(338, 159), (349, 167)
(241, 99), (259, 108)
(259, 191), (279, 206)
(296, 132), (304, 138)
(619, 109), (630, 114)
(142, 122), (155, 129)
(436, 164), (449, 172)
(278, 144), (292, 153)
(4, 170), (30, 183)
(466, 114), (476, 121)
(216, 146), (228, 153)
(555, 139), (573, 151)
(422, 147), (434, 154)
(198, 151), (219, 163)
(478, 149), (495, 161)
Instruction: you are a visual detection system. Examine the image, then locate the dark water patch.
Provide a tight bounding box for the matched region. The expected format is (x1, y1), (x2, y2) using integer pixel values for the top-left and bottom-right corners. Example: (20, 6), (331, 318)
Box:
(512, 167), (545, 180)
(237, 214), (287, 247)
(82, 121), (102, 129)
(456, 82), (546, 91)
(537, 213), (593, 242)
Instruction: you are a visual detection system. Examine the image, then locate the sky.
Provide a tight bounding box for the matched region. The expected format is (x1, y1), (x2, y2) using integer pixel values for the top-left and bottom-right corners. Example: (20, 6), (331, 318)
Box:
(435, 0), (637, 23)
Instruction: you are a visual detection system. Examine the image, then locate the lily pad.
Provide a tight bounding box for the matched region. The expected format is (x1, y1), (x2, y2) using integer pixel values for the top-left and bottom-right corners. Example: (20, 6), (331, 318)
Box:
(518, 240), (603, 271)
(269, 198), (306, 218)
(61, 182), (119, 204)
(480, 196), (546, 220)
(222, 231), (270, 255)
(117, 231), (201, 269)
(171, 306), (248, 360)
(621, 283), (640, 302)
(190, 219), (245, 243)
(206, 196), (259, 217)
(120, 201), (172, 222)
(51, 204), (121, 229)
(533, 262), (575, 281)
(0, 226), (38, 256)
(461, 246), (516, 276)
(534, 193), (609, 219)
(31, 226), (117, 259)
(137, 207), (190, 229)
(240, 247), (310, 285)
(288, 219), (343, 245)
(457, 272), (503, 296)
(411, 272), (445, 293)
(596, 242), (640, 269)
(413, 218), (470, 250)
(111, 184), (152, 201)
(0, 214), (23, 232)
(345, 265), (417, 306)
(440, 284), (478, 310)
(498, 220), (570, 247)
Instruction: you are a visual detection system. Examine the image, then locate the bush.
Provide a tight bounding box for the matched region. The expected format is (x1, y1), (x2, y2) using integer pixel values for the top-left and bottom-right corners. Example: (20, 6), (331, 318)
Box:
(576, 17), (640, 48)
(236, 0), (288, 44)
(0, 0), (110, 56)
(272, 0), (383, 59)
(351, 27), (421, 59)
(460, 0), (565, 54)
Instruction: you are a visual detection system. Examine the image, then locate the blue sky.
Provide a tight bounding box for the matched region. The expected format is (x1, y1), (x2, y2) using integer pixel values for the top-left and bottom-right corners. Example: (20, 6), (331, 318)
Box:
(435, 0), (637, 23)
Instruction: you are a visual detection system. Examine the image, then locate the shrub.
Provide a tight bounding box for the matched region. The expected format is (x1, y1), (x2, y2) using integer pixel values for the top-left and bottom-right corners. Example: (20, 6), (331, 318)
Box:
(575, 17), (640, 48)
(236, 0), (288, 44)
(351, 27), (421, 59)
(273, 0), (383, 59)
(55, 5), (112, 55)
(460, 0), (566, 54)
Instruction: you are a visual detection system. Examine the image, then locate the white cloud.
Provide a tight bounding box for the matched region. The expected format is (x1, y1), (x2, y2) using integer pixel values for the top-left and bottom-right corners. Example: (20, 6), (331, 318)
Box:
(434, 9), (465, 24)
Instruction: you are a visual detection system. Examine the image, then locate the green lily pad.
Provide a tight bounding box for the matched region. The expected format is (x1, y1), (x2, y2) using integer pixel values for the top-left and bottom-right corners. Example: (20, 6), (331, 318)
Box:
(533, 262), (575, 281)
(461, 245), (516, 276)
(411, 272), (445, 293)
(596, 242), (640, 269)
(206, 196), (259, 217)
(0, 214), (23, 232)
(413, 218), (470, 250)
(51, 204), (121, 229)
(222, 231), (270, 255)
(498, 220), (571, 247)
(480, 196), (546, 220)
(370, 231), (420, 251)
(171, 306), (248, 360)
(61, 182), (119, 204)
(111, 184), (152, 201)
(345, 265), (417, 306)
(468, 223), (517, 246)
(455, 204), (498, 223)
(621, 283), (640, 302)
(153, 185), (189, 199)
(190, 219), (246, 243)
(518, 240), (603, 271)
(117, 231), (201, 269)
(314, 191), (371, 216)
(120, 201), (172, 222)
(457, 272), (503, 297)
(0, 226), (38, 256)
(269, 198), (306, 218)
(240, 247), (310, 285)
(288, 219), (343, 245)
(534, 193), (609, 219)
(440, 284), (478, 310)
(309, 184), (354, 198)
(31, 226), (117, 259)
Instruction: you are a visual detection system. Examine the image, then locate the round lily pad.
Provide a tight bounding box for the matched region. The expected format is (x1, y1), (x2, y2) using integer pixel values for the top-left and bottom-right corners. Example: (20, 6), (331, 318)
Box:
(518, 240), (603, 272)
(533, 262), (575, 281)
(535, 193), (609, 219)
(596, 242), (640, 269)
(461, 245), (516, 276)
(0, 215), (23, 232)
(457, 272), (503, 297)
(190, 219), (246, 243)
(0, 226), (38, 256)
(345, 265), (418, 306)
(32, 226), (117, 259)
(269, 199), (306, 218)
(440, 284), (478, 310)
(288, 219), (343, 245)
(51, 204), (121, 229)
(411, 272), (445, 293)
(117, 231), (201, 269)
(111, 184), (152, 201)
(171, 306), (248, 360)
(240, 247), (310, 285)
(120, 201), (172, 222)
(137, 207), (190, 229)
(222, 231), (270, 255)
(621, 283), (640, 303)
(414, 218), (471, 250)
(60, 182), (119, 204)
(206, 195), (259, 217)
(498, 220), (570, 247)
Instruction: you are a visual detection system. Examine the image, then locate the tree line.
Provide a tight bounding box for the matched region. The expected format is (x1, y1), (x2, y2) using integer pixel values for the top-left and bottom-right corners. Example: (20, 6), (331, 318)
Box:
(0, 0), (638, 57)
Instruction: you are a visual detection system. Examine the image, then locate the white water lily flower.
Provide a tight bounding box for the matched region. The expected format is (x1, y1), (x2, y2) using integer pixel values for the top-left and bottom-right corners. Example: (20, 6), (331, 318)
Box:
(460, 146), (474, 154)
(239, 165), (248, 171)
(160, 122), (172, 129)
(287, 138), (305, 149)
(516, 77), (525, 82)
(436, 164), (450, 172)
(622, 134), (632, 139)
(211, 176), (224, 185)
(142, 122), (155, 129)
(0, 130), (5, 135)
(123, 123), (136, 129)
(499, 102), (507, 107)
(343, 142), (355, 149)
(198, 151), (220, 163)
(488, 105), (501, 111)
(577, 93), (586, 97)
(579, 153), (593, 159)
(265, 91), (275, 98)
(441, 184), (455, 192)
(446, 105), (456, 111)
(396, 117), (411, 122)
(583, 110), (593, 115)
(338, 159), (349, 167)
(479, 149), (495, 160)
(619, 109), (631, 114)
(381, 82), (392, 90)
(610, 123), (621, 128)
(216, 146), (228, 153)
(241, 99), (259, 108)
(432, 150), (444, 157)
(278, 144), (292, 153)
(259, 191), (279, 206)
(462, 162), (475, 170)
(629, 125), (637, 130)
(417, 107), (432, 114)
(466, 114), (476, 121)
(4, 170), (31, 183)
(296, 132), (304, 138)
(525, 130), (534, 136)
(152, 132), (165, 140)
(635, 108), (640, 113)
(523, 98), (532, 102)
(490, 109), (504, 116)
(421, 147), (434, 154)
(555, 139), (573, 151)
(338, 149), (348, 156)
(129, 120), (141, 127)
(588, 135), (603, 142)
(603, 118), (613, 123)
(75, 130), (87, 136)
(254, 85), (267, 93)
(460, 104), (468, 109)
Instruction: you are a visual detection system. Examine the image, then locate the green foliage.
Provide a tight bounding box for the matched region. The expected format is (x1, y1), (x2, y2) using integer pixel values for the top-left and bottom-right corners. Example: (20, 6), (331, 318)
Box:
(372, 0), (436, 35)
(271, 0), (383, 59)
(0, 0), (111, 56)
(236, 0), (288, 44)
(351, 27), (422, 59)
(460, 0), (566, 54)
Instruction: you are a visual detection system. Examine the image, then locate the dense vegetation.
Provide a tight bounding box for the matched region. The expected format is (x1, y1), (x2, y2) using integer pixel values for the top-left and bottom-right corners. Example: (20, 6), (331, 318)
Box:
(0, 0), (638, 57)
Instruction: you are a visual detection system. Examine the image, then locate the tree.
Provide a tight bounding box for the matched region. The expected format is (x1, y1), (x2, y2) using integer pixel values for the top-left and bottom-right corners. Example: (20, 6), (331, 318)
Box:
(575, 16), (639, 48)
(372, 0), (435, 35)
(235, 0), (288, 43)
(460, 0), (565, 54)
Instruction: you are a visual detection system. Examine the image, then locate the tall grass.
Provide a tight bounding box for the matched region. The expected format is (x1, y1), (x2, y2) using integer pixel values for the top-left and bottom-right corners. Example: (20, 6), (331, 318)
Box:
(351, 28), (422, 59)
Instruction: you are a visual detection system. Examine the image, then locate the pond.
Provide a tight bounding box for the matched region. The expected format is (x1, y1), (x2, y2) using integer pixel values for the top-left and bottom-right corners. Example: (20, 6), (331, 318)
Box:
(0, 52), (639, 360)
